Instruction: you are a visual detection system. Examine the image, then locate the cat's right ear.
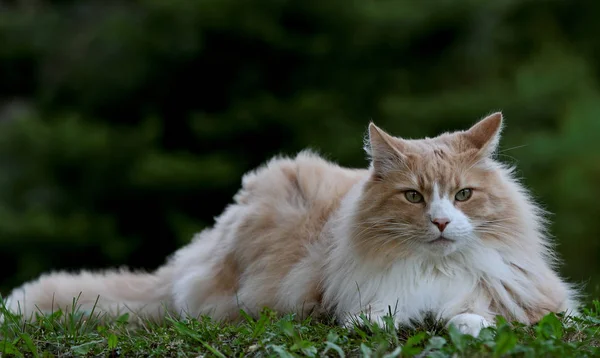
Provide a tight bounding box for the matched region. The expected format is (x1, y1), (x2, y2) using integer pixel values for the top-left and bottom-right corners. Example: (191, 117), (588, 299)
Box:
(366, 123), (407, 178)
(463, 112), (503, 157)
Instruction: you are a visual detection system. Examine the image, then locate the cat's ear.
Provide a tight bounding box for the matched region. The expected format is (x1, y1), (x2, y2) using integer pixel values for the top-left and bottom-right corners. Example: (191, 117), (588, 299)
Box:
(366, 122), (407, 177)
(463, 112), (503, 156)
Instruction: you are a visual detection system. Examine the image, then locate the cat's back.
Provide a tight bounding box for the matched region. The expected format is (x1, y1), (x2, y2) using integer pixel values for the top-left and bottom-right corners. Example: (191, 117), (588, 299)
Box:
(231, 150), (367, 266)
(236, 150), (367, 211)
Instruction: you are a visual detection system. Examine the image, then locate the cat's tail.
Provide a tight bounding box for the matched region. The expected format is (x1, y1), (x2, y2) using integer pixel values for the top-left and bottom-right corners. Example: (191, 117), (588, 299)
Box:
(2, 265), (174, 324)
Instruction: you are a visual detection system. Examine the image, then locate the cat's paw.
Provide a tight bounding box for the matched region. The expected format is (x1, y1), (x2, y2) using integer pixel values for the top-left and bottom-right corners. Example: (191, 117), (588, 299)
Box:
(447, 313), (491, 337)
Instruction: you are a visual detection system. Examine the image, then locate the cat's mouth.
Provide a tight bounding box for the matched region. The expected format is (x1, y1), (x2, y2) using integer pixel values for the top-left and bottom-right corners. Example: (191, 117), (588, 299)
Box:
(428, 236), (455, 245)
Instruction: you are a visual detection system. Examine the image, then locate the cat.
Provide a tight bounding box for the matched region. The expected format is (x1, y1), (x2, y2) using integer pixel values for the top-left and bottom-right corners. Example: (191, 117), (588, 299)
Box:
(3, 112), (579, 337)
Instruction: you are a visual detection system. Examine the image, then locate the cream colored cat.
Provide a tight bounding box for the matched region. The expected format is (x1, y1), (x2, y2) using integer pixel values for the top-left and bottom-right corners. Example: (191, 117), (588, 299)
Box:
(3, 113), (579, 337)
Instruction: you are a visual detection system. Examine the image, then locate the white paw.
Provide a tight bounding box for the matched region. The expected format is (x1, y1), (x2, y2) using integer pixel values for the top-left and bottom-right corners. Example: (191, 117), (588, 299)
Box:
(447, 313), (491, 337)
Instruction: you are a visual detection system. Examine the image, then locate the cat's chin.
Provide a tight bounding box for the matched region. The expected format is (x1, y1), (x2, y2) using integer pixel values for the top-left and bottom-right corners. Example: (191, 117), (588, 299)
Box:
(422, 236), (460, 255)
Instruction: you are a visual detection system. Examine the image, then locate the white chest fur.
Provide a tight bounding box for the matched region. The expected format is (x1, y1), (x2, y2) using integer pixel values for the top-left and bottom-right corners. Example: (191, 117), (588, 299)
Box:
(325, 255), (481, 325)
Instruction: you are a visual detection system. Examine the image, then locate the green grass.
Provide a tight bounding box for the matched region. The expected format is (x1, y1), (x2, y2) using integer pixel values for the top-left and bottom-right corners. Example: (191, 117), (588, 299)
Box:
(1, 300), (600, 357)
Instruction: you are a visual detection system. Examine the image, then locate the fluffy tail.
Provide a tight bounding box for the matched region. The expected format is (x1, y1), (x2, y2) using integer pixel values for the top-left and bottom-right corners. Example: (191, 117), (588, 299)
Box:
(2, 266), (173, 324)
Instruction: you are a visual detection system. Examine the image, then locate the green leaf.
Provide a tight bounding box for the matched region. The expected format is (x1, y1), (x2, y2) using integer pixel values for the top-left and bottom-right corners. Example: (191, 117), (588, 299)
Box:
(402, 331), (426, 355)
(108, 333), (118, 349)
(252, 312), (268, 339)
(279, 319), (296, 338)
(405, 331), (426, 346)
(323, 331), (345, 357)
(323, 341), (345, 358)
(448, 325), (468, 353)
(426, 336), (447, 350)
(493, 330), (517, 357)
(239, 309), (254, 324)
(290, 340), (317, 357)
(71, 341), (101, 356)
(382, 346), (402, 358)
(116, 313), (130, 325)
(478, 327), (496, 342)
(19, 333), (39, 358)
(426, 352), (449, 358)
(326, 330), (339, 343)
(360, 343), (373, 357)
(199, 341), (227, 358)
(0, 340), (24, 358)
(302, 345), (318, 357)
(269, 344), (295, 358)
(536, 313), (563, 340)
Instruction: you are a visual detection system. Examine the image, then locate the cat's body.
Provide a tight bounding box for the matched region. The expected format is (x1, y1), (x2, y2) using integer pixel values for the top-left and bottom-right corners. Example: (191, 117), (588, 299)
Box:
(4, 113), (579, 336)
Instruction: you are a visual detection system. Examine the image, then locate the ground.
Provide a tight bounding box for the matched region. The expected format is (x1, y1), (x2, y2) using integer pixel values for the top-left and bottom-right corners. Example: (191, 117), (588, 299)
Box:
(1, 300), (599, 357)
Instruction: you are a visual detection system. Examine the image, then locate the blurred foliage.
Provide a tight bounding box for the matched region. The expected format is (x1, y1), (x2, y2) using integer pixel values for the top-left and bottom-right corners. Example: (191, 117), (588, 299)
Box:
(0, 0), (599, 297)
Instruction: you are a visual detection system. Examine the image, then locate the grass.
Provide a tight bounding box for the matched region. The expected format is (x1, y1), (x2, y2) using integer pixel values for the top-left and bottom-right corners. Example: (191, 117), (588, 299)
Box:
(1, 300), (600, 357)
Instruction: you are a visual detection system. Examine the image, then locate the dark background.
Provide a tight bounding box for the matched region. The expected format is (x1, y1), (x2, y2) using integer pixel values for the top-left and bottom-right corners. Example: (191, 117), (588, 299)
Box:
(0, 0), (599, 300)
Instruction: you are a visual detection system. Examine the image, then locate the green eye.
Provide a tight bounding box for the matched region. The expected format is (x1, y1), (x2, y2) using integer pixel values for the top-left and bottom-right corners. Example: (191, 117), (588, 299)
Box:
(404, 190), (424, 203)
(455, 188), (473, 202)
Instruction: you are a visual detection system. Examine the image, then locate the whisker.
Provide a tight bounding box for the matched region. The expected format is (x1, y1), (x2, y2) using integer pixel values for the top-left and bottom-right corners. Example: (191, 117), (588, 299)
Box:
(499, 144), (528, 153)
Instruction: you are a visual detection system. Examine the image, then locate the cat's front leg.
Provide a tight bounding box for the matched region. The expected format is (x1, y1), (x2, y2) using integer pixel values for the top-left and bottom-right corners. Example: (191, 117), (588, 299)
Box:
(446, 313), (492, 337)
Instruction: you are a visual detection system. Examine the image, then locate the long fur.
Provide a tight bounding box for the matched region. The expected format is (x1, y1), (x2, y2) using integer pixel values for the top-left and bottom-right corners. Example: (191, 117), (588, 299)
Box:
(3, 113), (579, 335)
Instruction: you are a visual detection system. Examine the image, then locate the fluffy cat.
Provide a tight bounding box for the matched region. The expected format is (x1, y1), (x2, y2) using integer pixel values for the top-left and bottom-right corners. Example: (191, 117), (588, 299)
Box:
(3, 112), (579, 337)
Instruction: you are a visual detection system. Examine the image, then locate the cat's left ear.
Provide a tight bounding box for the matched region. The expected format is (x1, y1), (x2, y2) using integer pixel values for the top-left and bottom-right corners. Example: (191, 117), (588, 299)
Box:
(463, 112), (503, 156)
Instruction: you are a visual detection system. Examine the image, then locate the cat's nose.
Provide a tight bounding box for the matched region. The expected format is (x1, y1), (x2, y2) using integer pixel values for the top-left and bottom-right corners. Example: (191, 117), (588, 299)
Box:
(431, 218), (450, 232)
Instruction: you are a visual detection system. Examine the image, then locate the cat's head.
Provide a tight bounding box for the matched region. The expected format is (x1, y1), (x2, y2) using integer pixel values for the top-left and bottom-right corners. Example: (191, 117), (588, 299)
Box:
(352, 113), (544, 261)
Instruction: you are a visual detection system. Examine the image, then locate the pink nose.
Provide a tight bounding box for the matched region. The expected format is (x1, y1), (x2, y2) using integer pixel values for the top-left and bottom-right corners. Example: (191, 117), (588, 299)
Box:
(432, 218), (450, 232)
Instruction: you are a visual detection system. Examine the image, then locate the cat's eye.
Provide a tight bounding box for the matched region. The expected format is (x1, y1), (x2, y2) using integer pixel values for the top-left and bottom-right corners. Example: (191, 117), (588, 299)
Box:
(455, 188), (473, 202)
(404, 190), (424, 203)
